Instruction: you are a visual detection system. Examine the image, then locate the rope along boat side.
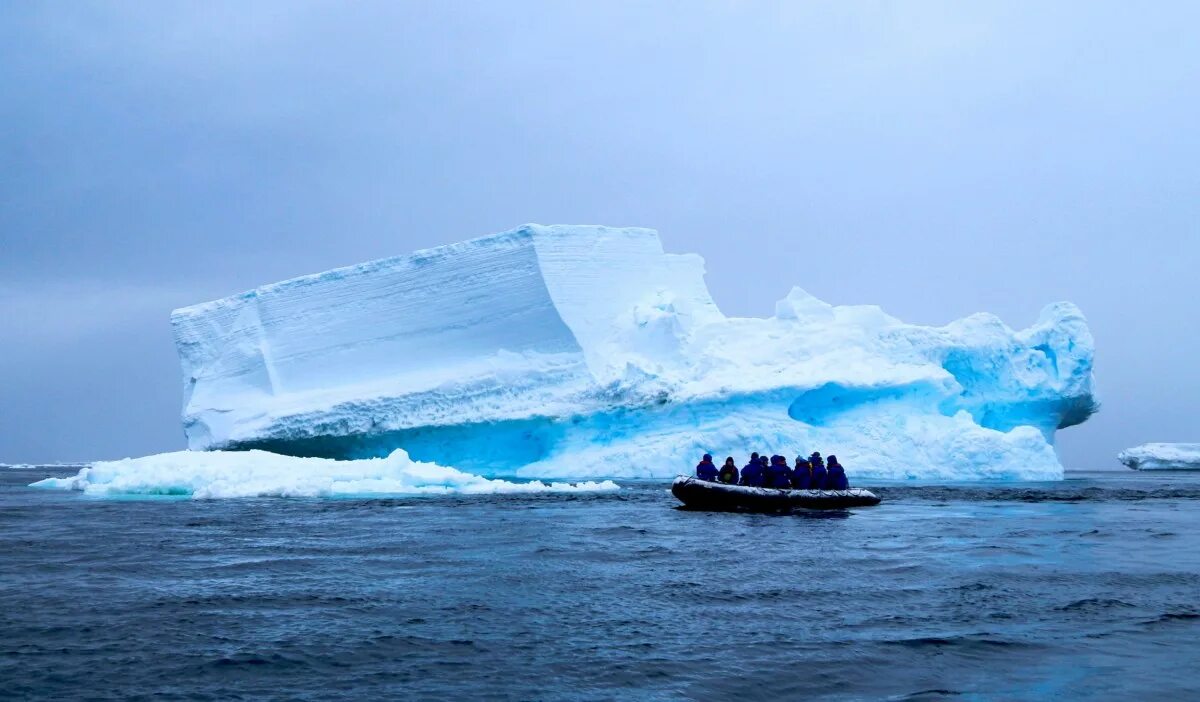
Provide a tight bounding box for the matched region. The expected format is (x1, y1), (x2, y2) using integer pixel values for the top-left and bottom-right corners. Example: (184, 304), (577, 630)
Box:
(671, 476), (881, 511)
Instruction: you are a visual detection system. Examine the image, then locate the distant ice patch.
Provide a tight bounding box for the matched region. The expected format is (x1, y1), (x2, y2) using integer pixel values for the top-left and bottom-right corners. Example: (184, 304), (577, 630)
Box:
(1118, 443), (1200, 471)
(30, 449), (619, 499)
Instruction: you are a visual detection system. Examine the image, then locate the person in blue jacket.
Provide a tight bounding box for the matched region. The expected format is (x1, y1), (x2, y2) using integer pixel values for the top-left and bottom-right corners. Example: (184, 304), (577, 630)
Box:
(695, 454), (718, 481)
(779, 455), (796, 488)
(740, 453), (765, 487)
(791, 456), (812, 489)
(826, 455), (849, 490)
(764, 455), (793, 489)
(717, 457), (739, 484)
(809, 452), (828, 491)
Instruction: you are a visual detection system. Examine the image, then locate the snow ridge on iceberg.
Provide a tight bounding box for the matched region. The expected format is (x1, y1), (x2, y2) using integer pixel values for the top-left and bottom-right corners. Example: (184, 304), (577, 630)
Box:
(172, 224), (1096, 481)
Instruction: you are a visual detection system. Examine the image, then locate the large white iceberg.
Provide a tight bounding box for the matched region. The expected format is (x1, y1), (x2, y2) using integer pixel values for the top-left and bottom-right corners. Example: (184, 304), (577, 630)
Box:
(1118, 443), (1200, 471)
(170, 224), (1096, 481)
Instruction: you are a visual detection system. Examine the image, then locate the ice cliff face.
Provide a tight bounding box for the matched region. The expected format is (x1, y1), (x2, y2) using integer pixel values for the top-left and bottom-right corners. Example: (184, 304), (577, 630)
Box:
(172, 224), (1097, 480)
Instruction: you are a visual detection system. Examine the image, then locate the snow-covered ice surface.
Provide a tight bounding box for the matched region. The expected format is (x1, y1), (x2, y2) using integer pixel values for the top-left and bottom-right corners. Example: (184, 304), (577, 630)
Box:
(30, 449), (619, 499)
(170, 224), (1097, 481)
(1118, 443), (1200, 471)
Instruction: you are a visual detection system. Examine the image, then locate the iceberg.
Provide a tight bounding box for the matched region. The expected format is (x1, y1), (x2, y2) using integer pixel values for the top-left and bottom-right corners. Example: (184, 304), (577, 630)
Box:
(1118, 443), (1200, 471)
(170, 224), (1096, 481)
(31, 449), (619, 498)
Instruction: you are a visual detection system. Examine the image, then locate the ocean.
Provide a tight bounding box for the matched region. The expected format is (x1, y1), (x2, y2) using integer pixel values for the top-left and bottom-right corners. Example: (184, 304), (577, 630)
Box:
(2, 467), (1198, 701)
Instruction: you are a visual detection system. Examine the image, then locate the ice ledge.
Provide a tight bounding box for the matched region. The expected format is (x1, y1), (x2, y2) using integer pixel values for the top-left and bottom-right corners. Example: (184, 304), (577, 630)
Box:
(171, 224), (660, 318)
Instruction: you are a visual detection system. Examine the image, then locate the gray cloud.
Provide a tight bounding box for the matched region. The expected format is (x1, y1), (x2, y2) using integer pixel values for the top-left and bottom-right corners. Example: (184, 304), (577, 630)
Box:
(2, 1), (1198, 466)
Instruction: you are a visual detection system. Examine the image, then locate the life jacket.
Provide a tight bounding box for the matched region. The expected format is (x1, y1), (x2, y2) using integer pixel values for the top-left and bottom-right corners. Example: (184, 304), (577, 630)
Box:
(718, 464), (739, 484)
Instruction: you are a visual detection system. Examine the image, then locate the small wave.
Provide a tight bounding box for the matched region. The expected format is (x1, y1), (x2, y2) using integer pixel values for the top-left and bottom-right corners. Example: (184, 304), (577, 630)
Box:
(1057, 598), (1136, 612)
(895, 690), (964, 700)
(29, 449), (619, 499)
(211, 655), (280, 668)
(874, 485), (1200, 503)
(1144, 612), (1200, 625)
(883, 635), (1032, 651)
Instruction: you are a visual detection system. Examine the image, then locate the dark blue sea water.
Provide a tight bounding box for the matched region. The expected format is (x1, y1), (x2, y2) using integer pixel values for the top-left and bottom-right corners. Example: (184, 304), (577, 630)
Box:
(2, 467), (1199, 701)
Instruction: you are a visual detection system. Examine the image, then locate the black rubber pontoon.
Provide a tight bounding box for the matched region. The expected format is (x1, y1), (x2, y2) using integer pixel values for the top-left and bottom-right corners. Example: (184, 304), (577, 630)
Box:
(671, 476), (881, 512)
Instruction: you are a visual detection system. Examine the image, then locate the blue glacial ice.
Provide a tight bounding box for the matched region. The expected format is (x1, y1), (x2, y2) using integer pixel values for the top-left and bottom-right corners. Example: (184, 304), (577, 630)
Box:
(166, 224), (1097, 481)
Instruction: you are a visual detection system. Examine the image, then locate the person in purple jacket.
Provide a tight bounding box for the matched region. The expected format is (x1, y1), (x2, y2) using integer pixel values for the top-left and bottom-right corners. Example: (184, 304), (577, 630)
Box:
(764, 455), (794, 489)
(740, 454), (765, 487)
(695, 454), (718, 481)
(791, 456), (812, 489)
(826, 455), (850, 490)
(809, 452), (827, 491)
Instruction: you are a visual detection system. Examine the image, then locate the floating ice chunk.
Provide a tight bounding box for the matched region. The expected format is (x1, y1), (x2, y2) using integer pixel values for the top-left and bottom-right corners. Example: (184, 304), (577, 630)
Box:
(1118, 443), (1200, 471)
(30, 449), (620, 499)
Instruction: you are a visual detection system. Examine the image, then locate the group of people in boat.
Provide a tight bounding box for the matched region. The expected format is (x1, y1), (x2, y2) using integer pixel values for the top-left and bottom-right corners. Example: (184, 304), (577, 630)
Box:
(694, 452), (850, 490)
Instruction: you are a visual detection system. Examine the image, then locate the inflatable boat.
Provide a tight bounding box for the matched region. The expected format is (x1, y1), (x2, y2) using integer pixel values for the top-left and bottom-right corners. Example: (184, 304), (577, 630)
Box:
(671, 476), (881, 512)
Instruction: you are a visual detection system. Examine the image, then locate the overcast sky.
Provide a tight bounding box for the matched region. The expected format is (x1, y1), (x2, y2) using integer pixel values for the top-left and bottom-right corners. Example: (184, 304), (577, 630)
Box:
(2, 1), (1197, 467)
